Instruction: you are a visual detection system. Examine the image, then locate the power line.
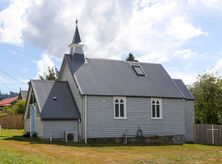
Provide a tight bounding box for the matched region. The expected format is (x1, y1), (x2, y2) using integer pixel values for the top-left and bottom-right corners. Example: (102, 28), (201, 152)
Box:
(0, 78), (13, 91)
(0, 68), (27, 85)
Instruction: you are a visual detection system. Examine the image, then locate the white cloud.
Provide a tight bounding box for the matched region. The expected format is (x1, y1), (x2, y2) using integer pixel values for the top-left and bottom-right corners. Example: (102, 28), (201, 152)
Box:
(1, 0), (207, 64)
(174, 49), (196, 60)
(166, 16), (207, 40)
(0, 0), (31, 45)
(36, 53), (55, 78)
(168, 68), (198, 85)
(138, 52), (169, 63)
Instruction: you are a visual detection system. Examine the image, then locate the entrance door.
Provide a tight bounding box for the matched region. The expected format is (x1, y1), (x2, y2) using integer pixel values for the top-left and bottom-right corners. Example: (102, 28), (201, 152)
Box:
(30, 104), (36, 136)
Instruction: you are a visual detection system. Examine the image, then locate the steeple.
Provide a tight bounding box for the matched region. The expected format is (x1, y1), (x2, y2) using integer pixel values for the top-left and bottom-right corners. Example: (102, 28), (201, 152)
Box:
(69, 20), (84, 55)
(72, 20), (81, 44)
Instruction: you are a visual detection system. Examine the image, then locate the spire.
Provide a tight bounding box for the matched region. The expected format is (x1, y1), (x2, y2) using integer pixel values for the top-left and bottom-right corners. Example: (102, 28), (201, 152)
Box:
(69, 20), (85, 62)
(72, 19), (81, 44)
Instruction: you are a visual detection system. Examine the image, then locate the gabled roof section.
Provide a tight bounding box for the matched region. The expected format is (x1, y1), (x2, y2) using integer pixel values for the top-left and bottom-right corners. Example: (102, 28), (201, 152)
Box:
(30, 80), (80, 120)
(173, 79), (195, 101)
(65, 55), (185, 99)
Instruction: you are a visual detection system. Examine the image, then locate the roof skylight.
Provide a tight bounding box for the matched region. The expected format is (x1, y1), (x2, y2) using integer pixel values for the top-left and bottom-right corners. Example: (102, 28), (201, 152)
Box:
(132, 65), (145, 76)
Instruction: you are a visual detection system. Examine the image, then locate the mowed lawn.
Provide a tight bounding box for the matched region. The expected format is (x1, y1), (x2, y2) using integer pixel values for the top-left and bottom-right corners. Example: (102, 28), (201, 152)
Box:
(0, 129), (221, 164)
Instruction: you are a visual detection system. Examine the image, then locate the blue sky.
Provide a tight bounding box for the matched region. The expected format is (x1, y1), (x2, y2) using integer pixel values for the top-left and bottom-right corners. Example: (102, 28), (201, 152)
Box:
(1, 0), (222, 93)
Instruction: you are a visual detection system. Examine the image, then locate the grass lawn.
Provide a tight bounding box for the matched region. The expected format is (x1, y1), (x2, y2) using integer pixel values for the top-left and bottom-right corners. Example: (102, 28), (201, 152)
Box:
(0, 129), (221, 164)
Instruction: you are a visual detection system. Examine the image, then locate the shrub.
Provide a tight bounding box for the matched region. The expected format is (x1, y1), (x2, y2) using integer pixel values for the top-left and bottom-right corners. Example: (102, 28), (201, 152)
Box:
(15, 99), (26, 114)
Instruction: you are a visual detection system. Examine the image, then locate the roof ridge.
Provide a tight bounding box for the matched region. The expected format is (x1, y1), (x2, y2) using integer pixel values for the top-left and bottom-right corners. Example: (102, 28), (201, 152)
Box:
(31, 79), (55, 82)
(85, 57), (161, 65)
(31, 80), (68, 84)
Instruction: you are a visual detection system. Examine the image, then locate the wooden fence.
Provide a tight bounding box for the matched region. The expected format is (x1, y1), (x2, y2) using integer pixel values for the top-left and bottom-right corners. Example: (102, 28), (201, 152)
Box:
(0, 114), (23, 129)
(194, 124), (222, 145)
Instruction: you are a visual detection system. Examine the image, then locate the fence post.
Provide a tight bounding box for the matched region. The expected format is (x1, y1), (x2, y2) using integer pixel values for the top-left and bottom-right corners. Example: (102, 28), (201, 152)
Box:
(201, 123), (204, 144)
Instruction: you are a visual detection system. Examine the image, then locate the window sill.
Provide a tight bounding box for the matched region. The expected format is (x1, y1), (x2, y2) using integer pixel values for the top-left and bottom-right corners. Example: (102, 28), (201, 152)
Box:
(114, 117), (127, 120)
(151, 117), (163, 120)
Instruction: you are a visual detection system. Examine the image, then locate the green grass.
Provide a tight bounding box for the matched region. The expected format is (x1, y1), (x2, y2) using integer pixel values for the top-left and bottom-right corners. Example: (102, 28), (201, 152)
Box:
(0, 129), (222, 164)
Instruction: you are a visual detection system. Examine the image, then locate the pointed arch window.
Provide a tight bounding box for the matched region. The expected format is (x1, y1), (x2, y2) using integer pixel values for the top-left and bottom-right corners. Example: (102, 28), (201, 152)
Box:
(151, 98), (162, 119)
(114, 97), (126, 119)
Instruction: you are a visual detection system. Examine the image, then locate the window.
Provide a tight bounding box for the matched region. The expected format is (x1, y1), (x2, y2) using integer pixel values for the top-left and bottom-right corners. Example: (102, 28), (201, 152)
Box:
(132, 65), (145, 76)
(151, 98), (162, 119)
(114, 97), (126, 119)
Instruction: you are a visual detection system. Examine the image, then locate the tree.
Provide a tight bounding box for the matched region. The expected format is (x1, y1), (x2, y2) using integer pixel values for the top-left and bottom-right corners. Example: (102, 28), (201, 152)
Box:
(190, 73), (222, 124)
(0, 91), (18, 100)
(39, 67), (58, 80)
(14, 99), (26, 114)
(126, 53), (138, 62)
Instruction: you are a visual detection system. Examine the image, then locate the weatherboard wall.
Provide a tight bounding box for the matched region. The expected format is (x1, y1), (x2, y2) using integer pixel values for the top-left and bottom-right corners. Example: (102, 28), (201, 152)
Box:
(87, 96), (185, 138)
(184, 101), (194, 141)
(42, 121), (78, 139)
(36, 118), (43, 137)
(59, 61), (84, 138)
(60, 60), (83, 116)
(24, 118), (43, 137)
(24, 119), (30, 132)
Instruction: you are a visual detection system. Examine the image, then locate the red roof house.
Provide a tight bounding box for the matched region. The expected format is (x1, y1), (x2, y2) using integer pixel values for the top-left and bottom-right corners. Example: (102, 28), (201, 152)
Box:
(0, 96), (18, 107)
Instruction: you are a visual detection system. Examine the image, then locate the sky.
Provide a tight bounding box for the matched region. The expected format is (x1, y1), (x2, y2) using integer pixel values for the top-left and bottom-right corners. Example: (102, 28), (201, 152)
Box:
(0, 0), (222, 93)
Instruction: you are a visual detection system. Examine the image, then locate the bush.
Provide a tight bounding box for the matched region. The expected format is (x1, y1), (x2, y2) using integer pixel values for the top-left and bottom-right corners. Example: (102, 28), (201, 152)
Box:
(15, 99), (26, 114)
(0, 107), (16, 117)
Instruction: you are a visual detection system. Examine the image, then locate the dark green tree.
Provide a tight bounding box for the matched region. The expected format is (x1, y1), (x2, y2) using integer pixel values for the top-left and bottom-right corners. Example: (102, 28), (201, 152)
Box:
(126, 53), (138, 62)
(190, 73), (222, 124)
(39, 67), (58, 80)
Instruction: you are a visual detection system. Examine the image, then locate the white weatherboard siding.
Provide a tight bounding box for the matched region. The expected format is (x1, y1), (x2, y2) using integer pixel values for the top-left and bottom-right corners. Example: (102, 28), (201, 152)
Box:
(60, 62), (83, 115)
(42, 121), (78, 139)
(59, 61), (84, 138)
(87, 96), (185, 138)
(24, 118), (43, 137)
(36, 118), (43, 137)
(24, 119), (30, 132)
(184, 101), (194, 141)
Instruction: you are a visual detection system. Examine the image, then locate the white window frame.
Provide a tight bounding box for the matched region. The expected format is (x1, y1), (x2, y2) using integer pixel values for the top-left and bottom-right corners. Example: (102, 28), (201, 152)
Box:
(151, 98), (162, 119)
(113, 97), (127, 119)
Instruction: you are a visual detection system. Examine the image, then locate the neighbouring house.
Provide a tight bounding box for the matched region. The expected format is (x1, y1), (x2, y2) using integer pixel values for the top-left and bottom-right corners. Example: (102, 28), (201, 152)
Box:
(0, 96), (18, 107)
(24, 21), (195, 144)
(18, 90), (28, 100)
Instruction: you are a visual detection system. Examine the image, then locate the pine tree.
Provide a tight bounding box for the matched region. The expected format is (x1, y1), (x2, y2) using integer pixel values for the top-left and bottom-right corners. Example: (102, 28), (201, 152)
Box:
(126, 53), (138, 62)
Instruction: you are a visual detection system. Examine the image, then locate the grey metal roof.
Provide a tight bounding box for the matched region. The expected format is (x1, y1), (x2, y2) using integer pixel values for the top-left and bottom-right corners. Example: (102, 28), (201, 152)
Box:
(31, 80), (80, 120)
(65, 54), (185, 99)
(173, 79), (195, 100)
(72, 25), (81, 44)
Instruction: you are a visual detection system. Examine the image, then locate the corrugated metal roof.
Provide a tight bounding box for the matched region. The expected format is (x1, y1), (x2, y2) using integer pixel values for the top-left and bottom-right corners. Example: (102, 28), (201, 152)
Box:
(72, 25), (81, 44)
(31, 80), (80, 120)
(173, 79), (195, 100)
(0, 96), (18, 107)
(65, 54), (185, 99)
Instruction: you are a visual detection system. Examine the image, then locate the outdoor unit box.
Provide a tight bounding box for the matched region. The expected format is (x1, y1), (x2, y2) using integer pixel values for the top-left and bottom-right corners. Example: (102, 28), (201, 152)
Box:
(65, 131), (78, 142)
